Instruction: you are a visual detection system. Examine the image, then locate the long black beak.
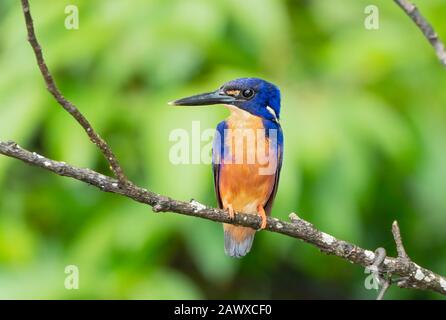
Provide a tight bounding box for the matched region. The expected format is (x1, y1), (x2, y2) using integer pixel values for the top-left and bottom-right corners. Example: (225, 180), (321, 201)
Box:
(169, 90), (237, 106)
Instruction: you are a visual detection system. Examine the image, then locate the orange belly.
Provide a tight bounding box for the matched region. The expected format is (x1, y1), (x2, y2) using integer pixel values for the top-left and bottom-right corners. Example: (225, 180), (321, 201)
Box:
(219, 163), (275, 213)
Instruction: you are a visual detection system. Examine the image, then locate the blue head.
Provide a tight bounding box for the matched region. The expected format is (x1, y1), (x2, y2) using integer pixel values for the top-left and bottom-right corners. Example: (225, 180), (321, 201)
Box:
(170, 78), (281, 122)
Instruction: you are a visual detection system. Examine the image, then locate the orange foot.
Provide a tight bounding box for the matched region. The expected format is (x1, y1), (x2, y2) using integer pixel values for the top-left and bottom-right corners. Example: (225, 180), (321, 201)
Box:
(257, 205), (267, 230)
(226, 204), (235, 220)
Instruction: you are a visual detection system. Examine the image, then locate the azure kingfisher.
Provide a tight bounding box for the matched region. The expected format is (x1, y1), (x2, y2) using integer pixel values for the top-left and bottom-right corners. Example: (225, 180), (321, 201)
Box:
(171, 78), (283, 258)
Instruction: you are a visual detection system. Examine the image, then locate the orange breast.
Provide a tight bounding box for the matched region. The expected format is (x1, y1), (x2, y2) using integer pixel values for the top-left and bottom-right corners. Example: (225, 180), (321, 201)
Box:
(219, 107), (277, 214)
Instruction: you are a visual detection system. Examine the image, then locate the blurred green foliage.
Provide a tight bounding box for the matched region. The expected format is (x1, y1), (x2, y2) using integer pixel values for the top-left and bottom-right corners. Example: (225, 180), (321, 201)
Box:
(0, 0), (446, 299)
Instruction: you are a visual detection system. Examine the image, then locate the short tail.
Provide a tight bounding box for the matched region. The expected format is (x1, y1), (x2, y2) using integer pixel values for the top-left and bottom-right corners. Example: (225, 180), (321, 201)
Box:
(223, 224), (256, 258)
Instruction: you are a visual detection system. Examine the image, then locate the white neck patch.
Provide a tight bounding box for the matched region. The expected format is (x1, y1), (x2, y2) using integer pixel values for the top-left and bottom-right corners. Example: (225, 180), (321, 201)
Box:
(266, 106), (279, 123)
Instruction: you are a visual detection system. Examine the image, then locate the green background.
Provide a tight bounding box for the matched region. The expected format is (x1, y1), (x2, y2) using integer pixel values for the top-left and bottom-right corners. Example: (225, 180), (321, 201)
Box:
(0, 0), (445, 299)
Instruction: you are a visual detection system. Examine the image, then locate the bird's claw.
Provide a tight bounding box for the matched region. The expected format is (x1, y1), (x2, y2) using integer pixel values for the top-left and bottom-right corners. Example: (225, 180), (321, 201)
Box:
(226, 204), (235, 220)
(257, 205), (267, 230)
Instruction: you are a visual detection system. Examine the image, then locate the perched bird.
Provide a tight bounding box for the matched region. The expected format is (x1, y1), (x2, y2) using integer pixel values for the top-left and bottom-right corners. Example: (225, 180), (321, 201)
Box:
(171, 78), (283, 257)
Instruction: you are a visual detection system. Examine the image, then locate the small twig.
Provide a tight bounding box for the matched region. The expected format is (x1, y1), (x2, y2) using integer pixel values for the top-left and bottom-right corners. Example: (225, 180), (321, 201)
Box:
(394, 0), (446, 67)
(392, 221), (409, 261)
(371, 247), (391, 300)
(373, 248), (387, 267)
(20, 0), (128, 185)
(376, 278), (391, 300)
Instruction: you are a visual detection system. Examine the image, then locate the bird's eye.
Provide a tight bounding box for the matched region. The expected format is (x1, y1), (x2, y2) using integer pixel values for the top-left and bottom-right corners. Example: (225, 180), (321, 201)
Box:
(242, 89), (254, 99)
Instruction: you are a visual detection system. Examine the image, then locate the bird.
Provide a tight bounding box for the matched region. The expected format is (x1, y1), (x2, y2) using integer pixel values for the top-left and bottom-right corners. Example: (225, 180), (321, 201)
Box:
(170, 78), (283, 258)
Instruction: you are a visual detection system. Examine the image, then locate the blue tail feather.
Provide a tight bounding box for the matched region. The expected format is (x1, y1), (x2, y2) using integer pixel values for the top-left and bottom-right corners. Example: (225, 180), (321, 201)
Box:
(224, 228), (255, 258)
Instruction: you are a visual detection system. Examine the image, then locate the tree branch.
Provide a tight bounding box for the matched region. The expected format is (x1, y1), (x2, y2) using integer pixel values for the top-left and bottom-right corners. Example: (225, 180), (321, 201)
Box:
(0, 0), (443, 298)
(20, 0), (128, 184)
(1, 141), (446, 297)
(394, 0), (446, 67)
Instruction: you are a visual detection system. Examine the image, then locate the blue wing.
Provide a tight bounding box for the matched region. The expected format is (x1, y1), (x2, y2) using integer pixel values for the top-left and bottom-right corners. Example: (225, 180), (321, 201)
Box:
(212, 121), (227, 209)
(263, 120), (283, 215)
